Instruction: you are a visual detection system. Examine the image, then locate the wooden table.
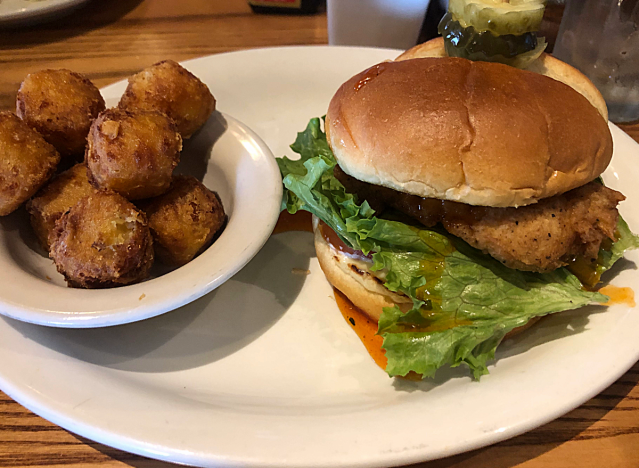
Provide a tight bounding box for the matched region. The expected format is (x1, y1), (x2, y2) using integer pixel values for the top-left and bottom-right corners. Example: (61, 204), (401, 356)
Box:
(1, 1), (638, 467)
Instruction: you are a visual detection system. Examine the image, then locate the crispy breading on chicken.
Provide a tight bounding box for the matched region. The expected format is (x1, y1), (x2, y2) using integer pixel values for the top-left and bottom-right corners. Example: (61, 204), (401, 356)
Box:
(443, 182), (624, 272)
(334, 165), (624, 273)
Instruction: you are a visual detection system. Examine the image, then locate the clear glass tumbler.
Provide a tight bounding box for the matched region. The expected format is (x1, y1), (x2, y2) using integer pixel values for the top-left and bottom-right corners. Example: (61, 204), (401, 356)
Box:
(553, 0), (639, 122)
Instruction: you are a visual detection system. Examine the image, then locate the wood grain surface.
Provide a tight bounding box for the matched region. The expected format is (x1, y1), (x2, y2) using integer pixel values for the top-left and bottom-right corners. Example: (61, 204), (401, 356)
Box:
(1, 1), (639, 467)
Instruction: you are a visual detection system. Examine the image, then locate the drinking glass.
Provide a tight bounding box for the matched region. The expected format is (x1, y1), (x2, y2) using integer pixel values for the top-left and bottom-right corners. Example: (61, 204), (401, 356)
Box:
(327, 0), (431, 50)
(553, 0), (639, 122)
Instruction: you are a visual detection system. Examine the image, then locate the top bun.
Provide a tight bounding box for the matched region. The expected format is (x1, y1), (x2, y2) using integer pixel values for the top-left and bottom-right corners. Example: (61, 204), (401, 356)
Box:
(326, 43), (612, 207)
(396, 37), (609, 120)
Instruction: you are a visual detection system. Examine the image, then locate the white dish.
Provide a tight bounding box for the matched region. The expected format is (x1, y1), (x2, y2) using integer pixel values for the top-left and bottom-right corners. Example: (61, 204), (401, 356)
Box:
(0, 109), (282, 327)
(0, 46), (638, 467)
(0, 0), (89, 26)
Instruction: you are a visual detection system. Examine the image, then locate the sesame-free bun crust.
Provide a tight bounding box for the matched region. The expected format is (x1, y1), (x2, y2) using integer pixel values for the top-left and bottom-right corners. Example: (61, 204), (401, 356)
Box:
(395, 37), (448, 60)
(396, 38), (608, 120)
(326, 49), (612, 207)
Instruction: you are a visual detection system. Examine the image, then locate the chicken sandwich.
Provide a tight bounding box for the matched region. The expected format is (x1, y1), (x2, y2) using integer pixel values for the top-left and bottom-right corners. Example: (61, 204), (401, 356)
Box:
(278, 46), (639, 379)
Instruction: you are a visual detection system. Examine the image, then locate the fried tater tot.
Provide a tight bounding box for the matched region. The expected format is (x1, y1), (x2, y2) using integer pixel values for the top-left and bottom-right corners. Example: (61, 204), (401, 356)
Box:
(140, 175), (226, 266)
(49, 191), (154, 288)
(0, 112), (60, 216)
(27, 163), (97, 250)
(118, 60), (215, 138)
(16, 69), (105, 159)
(86, 108), (182, 200)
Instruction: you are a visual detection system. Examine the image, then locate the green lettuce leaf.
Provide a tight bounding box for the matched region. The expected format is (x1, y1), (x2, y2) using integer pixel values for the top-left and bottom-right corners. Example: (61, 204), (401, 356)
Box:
(380, 250), (606, 379)
(600, 216), (639, 273)
(277, 118), (636, 380)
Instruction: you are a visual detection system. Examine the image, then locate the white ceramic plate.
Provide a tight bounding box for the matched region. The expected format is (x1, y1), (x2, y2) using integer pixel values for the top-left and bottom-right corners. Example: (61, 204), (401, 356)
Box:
(0, 46), (638, 467)
(0, 107), (282, 327)
(0, 0), (89, 26)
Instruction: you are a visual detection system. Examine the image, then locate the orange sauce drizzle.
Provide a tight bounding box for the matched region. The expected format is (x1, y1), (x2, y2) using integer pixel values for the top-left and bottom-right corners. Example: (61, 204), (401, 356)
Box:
(272, 210), (313, 234)
(599, 285), (636, 307)
(333, 288), (387, 370)
(333, 288), (423, 380)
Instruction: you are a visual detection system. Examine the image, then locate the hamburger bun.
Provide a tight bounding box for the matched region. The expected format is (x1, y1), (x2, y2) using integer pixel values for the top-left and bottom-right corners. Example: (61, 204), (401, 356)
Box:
(314, 221), (411, 322)
(395, 37), (608, 120)
(326, 54), (612, 207)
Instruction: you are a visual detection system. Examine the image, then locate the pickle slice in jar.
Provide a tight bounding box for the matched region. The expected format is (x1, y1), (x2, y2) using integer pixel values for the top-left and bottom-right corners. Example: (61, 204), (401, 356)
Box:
(448, 0), (546, 36)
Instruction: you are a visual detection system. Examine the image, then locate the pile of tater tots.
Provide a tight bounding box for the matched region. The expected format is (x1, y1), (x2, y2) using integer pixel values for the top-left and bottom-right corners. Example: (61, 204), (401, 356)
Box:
(0, 60), (226, 288)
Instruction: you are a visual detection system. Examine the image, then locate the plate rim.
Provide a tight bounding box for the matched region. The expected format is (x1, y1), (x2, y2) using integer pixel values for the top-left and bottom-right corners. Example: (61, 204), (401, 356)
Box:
(0, 0), (90, 24)
(0, 46), (638, 468)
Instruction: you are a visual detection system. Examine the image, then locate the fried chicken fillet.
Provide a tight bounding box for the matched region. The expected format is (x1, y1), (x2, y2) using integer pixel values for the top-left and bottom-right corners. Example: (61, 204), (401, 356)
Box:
(336, 166), (623, 273)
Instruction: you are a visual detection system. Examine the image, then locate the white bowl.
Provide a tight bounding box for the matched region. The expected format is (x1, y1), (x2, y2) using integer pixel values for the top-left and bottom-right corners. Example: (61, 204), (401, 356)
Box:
(0, 111), (282, 327)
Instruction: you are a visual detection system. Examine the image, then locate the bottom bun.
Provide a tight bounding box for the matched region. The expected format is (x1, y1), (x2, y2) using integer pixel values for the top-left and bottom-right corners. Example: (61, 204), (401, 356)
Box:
(314, 224), (411, 322)
(314, 220), (540, 339)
